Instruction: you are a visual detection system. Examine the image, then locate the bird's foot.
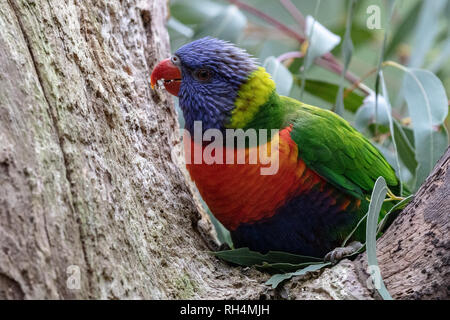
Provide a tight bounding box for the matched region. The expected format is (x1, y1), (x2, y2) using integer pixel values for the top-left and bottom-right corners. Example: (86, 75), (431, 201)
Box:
(324, 241), (363, 264)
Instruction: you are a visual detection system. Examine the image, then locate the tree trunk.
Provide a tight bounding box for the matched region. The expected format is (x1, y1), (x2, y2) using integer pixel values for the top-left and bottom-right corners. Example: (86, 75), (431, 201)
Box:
(0, 0), (448, 300)
(282, 147), (450, 300)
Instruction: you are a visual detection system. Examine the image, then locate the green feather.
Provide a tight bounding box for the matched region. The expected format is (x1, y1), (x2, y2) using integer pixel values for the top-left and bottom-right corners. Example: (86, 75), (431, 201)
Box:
(279, 96), (399, 199)
(232, 69), (399, 199)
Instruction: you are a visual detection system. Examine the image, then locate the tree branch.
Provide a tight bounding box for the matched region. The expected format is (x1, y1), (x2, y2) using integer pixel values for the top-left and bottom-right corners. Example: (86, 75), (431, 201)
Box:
(227, 0), (371, 96)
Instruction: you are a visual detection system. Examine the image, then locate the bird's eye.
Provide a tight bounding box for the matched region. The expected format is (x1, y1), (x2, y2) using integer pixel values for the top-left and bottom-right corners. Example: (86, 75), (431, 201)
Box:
(193, 68), (212, 82)
(171, 55), (180, 65)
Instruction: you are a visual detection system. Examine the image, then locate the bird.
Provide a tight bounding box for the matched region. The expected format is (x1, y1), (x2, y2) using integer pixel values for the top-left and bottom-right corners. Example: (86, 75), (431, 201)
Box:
(151, 37), (400, 260)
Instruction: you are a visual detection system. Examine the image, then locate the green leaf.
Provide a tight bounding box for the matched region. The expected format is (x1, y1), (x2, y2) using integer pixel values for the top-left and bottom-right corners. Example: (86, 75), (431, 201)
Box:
(402, 68), (449, 189)
(379, 71), (403, 195)
(408, 0), (448, 68)
(392, 120), (418, 174)
(384, 1), (422, 58)
(377, 194), (414, 234)
(295, 77), (365, 112)
(341, 212), (368, 247)
(428, 38), (450, 73)
(333, 23), (374, 51)
(194, 5), (247, 43)
(212, 247), (321, 268)
(401, 125), (415, 147)
(335, 0), (356, 115)
(205, 206), (233, 248)
(265, 263), (331, 289)
(263, 56), (293, 96)
(366, 177), (392, 300)
(256, 261), (323, 274)
(369, 2), (404, 195)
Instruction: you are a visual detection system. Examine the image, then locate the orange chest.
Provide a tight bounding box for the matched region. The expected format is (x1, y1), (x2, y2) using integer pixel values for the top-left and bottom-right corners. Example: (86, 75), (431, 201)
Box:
(184, 127), (326, 230)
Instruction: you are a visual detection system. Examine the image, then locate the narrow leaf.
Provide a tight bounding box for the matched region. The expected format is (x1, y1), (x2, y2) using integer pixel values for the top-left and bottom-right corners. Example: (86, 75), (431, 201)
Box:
(408, 0), (448, 68)
(366, 177), (392, 300)
(295, 77), (365, 112)
(377, 194), (414, 234)
(379, 71), (403, 195)
(265, 263), (330, 289)
(392, 120), (417, 174)
(384, 1), (422, 58)
(335, 0), (356, 115)
(205, 206), (233, 248)
(212, 247), (321, 267)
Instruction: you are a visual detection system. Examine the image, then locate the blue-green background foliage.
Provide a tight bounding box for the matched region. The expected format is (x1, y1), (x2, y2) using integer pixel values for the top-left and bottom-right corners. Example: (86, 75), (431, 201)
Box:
(167, 0), (449, 245)
(168, 0), (449, 189)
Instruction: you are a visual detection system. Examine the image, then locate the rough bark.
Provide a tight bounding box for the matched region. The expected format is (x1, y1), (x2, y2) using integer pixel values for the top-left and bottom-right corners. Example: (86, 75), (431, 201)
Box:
(282, 147), (450, 300)
(373, 147), (449, 299)
(0, 0), (448, 300)
(0, 0), (267, 299)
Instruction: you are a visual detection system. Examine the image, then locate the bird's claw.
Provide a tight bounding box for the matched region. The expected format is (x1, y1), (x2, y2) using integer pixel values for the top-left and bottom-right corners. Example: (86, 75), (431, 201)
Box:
(324, 241), (363, 264)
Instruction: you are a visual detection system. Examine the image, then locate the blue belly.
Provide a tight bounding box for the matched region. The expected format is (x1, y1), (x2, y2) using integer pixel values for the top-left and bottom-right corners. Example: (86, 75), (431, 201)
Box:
(230, 189), (360, 258)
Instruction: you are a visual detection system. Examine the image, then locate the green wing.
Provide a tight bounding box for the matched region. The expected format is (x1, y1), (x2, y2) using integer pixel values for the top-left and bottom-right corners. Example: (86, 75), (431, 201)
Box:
(281, 96), (398, 199)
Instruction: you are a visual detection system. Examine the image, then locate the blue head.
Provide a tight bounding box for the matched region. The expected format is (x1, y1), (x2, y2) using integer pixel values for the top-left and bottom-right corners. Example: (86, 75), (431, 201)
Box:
(152, 37), (257, 134)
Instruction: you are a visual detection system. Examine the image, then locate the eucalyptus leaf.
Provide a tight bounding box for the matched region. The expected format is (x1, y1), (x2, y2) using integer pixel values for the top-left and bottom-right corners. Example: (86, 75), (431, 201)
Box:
(204, 204), (233, 248)
(341, 212), (367, 247)
(428, 39), (450, 73)
(212, 247), (322, 268)
(366, 177), (392, 300)
(294, 77), (364, 112)
(384, 1), (421, 58)
(256, 262), (323, 274)
(335, 0), (356, 115)
(265, 263), (331, 289)
(368, 1), (404, 195)
(402, 68), (449, 188)
(379, 71), (403, 195)
(393, 120), (417, 174)
(264, 56), (293, 96)
(377, 194), (414, 234)
(408, 0), (448, 68)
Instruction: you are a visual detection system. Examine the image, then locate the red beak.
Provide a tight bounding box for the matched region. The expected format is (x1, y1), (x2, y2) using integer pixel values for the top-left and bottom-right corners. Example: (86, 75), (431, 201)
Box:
(150, 58), (182, 96)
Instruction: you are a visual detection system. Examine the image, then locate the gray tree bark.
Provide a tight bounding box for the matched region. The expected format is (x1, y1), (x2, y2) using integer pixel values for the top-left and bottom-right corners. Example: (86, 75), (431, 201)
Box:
(0, 0), (448, 300)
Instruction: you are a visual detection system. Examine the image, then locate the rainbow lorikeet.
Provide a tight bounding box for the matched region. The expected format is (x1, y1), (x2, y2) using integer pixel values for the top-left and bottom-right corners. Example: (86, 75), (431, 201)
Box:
(151, 37), (399, 260)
